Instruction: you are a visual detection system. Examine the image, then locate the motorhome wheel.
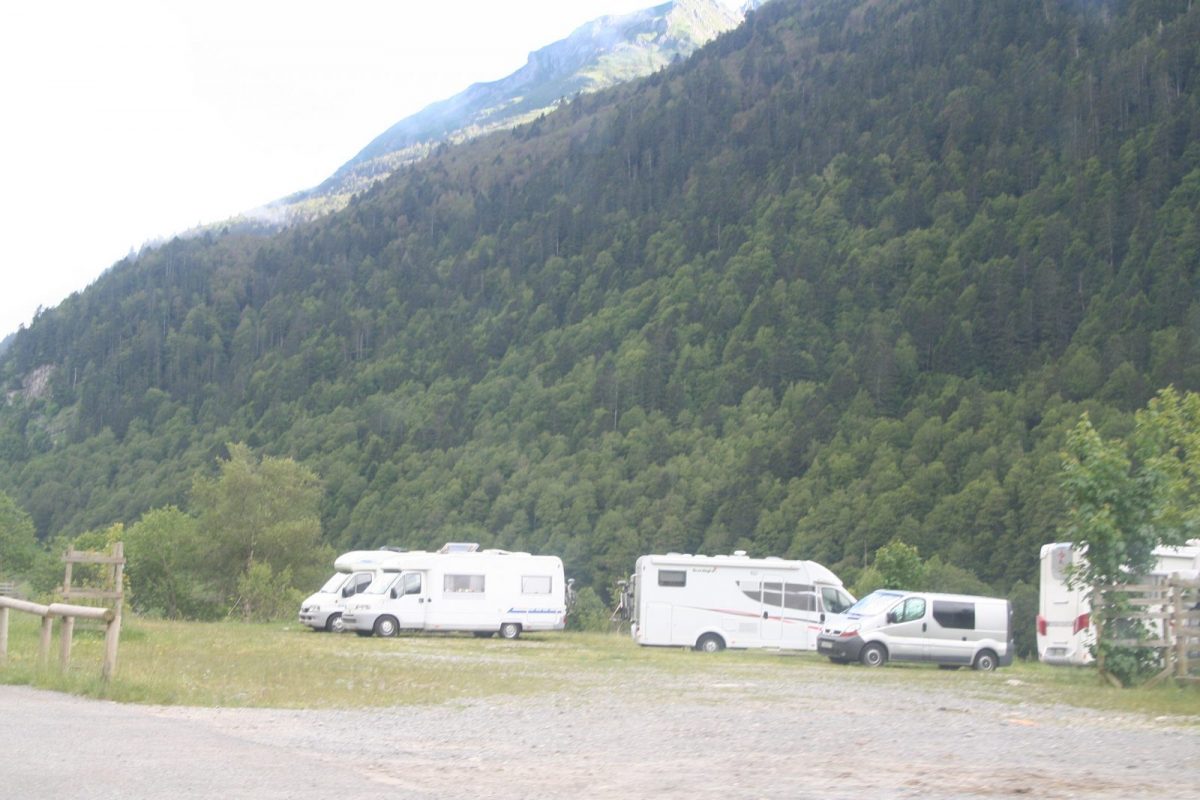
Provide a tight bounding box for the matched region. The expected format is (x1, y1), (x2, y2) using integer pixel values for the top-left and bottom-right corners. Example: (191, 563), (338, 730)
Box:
(695, 633), (725, 653)
(374, 615), (400, 638)
(972, 649), (998, 672)
(325, 613), (344, 634)
(860, 643), (888, 667)
(499, 622), (522, 640)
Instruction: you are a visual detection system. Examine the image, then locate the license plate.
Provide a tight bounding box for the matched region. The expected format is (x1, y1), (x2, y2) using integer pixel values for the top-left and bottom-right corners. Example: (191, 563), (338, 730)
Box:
(818, 641), (831, 651)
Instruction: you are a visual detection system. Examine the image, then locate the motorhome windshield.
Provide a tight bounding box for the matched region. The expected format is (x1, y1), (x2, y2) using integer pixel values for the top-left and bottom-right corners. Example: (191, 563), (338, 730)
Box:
(845, 590), (903, 616)
(319, 573), (349, 593)
(364, 573), (400, 595)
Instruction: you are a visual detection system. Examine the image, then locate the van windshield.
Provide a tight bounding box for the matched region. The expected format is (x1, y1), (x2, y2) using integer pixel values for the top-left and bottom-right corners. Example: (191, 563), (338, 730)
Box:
(363, 573), (400, 595)
(319, 572), (349, 593)
(845, 590), (904, 617)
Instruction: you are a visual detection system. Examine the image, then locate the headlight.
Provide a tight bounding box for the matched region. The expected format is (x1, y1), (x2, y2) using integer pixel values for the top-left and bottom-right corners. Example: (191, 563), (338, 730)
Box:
(838, 623), (860, 638)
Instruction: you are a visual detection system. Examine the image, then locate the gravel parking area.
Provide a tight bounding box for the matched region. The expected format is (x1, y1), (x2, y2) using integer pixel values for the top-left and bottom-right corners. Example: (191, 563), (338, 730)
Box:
(3, 663), (1198, 799)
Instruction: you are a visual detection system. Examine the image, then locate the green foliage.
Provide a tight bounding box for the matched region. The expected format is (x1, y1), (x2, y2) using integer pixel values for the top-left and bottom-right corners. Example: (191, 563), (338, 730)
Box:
(872, 541), (924, 590)
(191, 444), (334, 620)
(565, 585), (611, 632)
(124, 506), (214, 619)
(1007, 580), (1038, 660)
(234, 561), (305, 623)
(1059, 387), (1200, 685)
(0, 490), (38, 577)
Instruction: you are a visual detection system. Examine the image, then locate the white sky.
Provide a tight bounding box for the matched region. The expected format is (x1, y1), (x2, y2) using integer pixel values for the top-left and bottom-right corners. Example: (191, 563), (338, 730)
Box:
(0, 0), (672, 337)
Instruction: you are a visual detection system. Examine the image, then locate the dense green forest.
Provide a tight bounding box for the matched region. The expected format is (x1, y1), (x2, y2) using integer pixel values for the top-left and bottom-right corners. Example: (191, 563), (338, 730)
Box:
(2, 0), (1198, 604)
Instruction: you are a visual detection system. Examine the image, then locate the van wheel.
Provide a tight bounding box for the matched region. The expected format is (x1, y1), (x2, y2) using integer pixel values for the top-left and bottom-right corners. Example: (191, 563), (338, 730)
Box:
(973, 649), (998, 672)
(695, 634), (725, 653)
(499, 622), (522, 640)
(374, 616), (400, 638)
(325, 613), (344, 634)
(860, 643), (888, 667)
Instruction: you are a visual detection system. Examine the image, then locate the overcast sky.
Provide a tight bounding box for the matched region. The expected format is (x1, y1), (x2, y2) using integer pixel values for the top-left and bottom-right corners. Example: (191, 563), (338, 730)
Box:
(0, 0), (680, 337)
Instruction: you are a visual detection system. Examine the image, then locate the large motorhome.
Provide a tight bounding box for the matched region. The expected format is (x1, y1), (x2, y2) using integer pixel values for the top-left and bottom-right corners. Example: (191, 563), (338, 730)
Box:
(341, 544), (569, 639)
(298, 549), (409, 633)
(1037, 540), (1200, 665)
(627, 552), (854, 652)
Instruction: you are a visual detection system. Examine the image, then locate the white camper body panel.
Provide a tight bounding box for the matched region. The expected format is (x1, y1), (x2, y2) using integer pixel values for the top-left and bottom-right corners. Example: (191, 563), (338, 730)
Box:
(298, 550), (413, 632)
(1037, 541), (1200, 665)
(630, 553), (854, 652)
(342, 549), (567, 638)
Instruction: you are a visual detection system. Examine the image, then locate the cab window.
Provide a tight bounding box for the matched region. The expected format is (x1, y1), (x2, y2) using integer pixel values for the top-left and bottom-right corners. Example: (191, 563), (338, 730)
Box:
(894, 597), (926, 623)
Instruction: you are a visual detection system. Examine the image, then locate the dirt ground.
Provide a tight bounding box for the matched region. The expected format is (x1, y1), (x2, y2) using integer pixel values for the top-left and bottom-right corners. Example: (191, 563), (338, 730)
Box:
(3, 664), (1198, 799)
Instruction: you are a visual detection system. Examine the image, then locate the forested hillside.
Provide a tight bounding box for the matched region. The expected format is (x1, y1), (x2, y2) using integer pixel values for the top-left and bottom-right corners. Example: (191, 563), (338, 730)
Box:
(2, 0), (1198, 599)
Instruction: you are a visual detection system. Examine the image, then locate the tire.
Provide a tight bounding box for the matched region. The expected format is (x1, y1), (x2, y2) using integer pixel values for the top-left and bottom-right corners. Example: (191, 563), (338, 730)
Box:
(973, 649), (998, 672)
(695, 633), (725, 653)
(324, 613), (344, 634)
(499, 622), (521, 640)
(860, 642), (888, 667)
(374, 615), (400, 638)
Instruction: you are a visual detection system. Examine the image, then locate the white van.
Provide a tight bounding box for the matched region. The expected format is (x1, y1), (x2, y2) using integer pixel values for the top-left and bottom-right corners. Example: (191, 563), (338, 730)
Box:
(1037, 540), (1200, 665)
(817, 590), (1013, 671)
(341, 544), (568, 639)
(298, 549), (409, 633)
(628, 552), (855, 652)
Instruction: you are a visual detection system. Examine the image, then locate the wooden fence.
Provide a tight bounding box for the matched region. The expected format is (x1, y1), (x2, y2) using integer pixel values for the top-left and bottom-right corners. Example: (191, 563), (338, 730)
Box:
(1093, 575), (1200, 687)
(0, 542), (124, 681)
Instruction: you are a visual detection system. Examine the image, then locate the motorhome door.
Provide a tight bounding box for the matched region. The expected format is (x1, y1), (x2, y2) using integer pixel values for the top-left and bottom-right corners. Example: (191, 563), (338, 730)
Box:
(393, 571), (428, 629)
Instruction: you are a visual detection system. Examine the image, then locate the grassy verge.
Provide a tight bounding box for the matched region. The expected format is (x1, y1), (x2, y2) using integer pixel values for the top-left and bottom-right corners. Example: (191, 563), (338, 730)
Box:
(2, 613), (1197, 719)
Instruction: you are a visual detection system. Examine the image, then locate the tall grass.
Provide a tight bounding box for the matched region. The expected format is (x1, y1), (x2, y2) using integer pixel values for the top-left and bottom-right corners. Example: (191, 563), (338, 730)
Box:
(2, 612), (1197, 719)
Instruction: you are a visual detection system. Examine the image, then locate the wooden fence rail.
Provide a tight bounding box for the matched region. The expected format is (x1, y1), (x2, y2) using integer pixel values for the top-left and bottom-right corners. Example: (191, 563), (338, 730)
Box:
(1094, 576), (1200, 687)
(0, 543), (124, 681)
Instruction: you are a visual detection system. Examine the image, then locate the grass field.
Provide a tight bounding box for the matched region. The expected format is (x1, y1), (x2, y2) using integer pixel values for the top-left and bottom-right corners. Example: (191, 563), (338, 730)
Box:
(2, 612), (1198, 720)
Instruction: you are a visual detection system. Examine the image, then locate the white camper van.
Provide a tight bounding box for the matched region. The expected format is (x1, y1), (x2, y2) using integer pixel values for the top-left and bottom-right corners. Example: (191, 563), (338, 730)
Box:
(628, 552), (855, 652)
(341, 544), (568, 639)
(817, 590), (1014, 671)
(1037, 540), (1200, 665)
(298, 549), (410, 632)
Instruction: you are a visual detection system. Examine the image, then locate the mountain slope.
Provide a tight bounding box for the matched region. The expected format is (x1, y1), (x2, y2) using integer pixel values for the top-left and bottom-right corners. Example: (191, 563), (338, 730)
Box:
(2, 0), (1198, 600)
(255, 0), (759, 227)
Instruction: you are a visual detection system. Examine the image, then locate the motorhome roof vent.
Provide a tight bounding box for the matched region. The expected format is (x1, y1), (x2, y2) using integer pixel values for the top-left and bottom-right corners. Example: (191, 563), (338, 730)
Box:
(439, 542), (480, 553)
(732, 550), (748, 557)
(379, 546), (407, 552)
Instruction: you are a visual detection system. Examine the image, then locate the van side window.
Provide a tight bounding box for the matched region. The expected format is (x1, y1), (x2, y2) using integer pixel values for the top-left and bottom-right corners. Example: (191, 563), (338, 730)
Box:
(658, 570), (686, 587)
(896, 597), (926, 623)
(932, 600), (976, 630)
(401, 572), (422, 596)
(444, 574), (485, 593)
(353, 573), (374, 594)
(522, 575), (552, 594)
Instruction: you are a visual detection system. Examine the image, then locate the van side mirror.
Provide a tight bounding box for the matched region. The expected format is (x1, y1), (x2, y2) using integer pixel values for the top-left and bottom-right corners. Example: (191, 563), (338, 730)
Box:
(819, 613), (826, 623)
(886, 611), (898, 624)
(390, 587), (398, 599)
(342, 585), (354, 598)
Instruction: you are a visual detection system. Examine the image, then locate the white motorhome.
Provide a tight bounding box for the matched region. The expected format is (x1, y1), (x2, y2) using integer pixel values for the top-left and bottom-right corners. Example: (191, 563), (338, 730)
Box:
(817, 590), (1013, 671)
(628, 552), (855, 652)
(298, 549), (409, 633)
(1037, 540), (1200, 665)
(341, 544), (568, 639)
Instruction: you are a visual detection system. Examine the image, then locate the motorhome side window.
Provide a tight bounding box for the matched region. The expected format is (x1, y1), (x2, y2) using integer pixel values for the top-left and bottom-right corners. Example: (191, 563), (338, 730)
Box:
(444, 574), (485, 593)
(522, 575), (552, 594)
(932, 600), (976, 630)
(401, 572), (422, 595)
(658, 570), (686, 587)
(741, 581), (817, 611)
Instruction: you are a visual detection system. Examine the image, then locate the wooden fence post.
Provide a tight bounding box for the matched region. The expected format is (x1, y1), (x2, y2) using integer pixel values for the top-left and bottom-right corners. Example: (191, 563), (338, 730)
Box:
(38, 616), (54, 664)
(59, 615), (75, 670)
(102, 542), (124, 681)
